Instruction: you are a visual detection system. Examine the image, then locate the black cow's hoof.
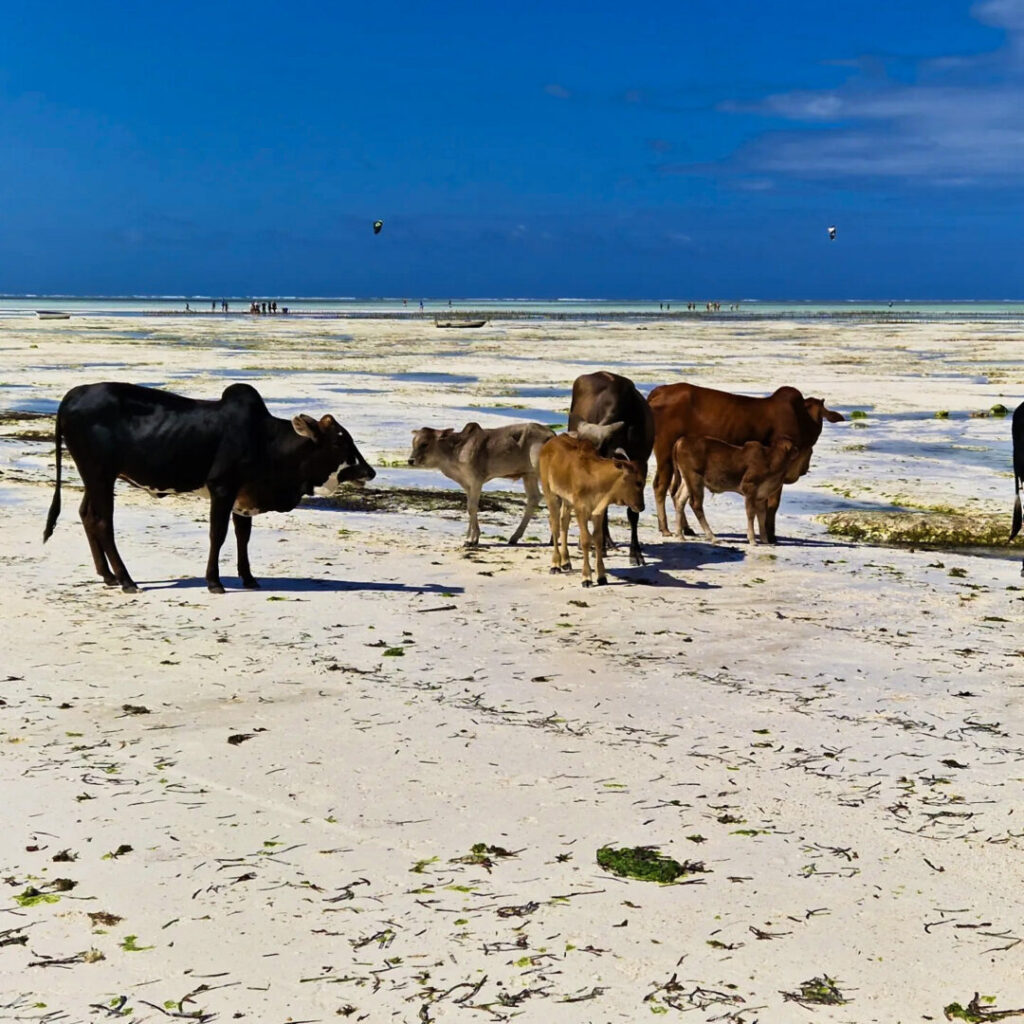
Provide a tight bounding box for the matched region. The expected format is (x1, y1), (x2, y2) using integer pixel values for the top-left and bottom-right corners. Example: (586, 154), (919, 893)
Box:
(597, 576), (608, 586)
(242, 578), (260, 590)
(102, 575), (118, 587)
(582, 579), (593, 588)
(208, 582), (226, 595)
(121, 582), (139, 594)
(506, 537), (520, 546)
(630, 554), (646, 567)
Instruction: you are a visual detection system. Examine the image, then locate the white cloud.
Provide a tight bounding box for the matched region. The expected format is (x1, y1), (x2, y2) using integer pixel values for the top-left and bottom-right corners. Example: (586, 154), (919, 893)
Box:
(718, 2), (1024, 185)
(972, 0), (1024, 32)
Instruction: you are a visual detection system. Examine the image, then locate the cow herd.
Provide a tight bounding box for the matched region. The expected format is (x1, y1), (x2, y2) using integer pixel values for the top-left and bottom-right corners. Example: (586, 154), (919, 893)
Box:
(41, 370), (1024, 590)
(42, 368), (862, 592)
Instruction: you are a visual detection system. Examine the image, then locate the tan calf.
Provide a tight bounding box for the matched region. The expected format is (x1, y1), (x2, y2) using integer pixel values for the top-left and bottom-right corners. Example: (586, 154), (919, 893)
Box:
(409, 421), (554, 545)
(671, 435), (797, 544)
(539, 434), (646, 587)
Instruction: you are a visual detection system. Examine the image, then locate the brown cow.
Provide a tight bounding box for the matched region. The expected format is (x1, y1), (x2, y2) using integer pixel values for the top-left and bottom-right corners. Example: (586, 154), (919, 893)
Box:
(671, 436), (797, 544)
(408, 421), (555, 546)
(568, 371), (654, 566)
(649, 383), (844, 541)
(539, 434), (646, 587)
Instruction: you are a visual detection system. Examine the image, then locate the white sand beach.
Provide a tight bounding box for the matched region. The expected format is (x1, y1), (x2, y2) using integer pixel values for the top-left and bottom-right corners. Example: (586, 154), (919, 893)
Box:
(1, 312), (1023, 1022)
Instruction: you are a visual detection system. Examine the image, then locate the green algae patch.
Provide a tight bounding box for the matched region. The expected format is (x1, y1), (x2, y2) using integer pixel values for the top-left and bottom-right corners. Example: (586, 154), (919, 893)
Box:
(819, 511), (1016, 550)
(15, 887), (61, 908)
(943, 993), (1024, 1021)
(596, 845), (705, 883)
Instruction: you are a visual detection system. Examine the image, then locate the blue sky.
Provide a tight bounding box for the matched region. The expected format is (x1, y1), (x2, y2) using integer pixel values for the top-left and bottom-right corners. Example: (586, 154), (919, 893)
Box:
(2, 0), (1024, 298)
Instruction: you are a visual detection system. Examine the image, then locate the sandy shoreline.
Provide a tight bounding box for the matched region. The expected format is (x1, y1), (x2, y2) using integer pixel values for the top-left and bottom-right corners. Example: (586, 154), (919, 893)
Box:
(1, 313), (1023, 1022)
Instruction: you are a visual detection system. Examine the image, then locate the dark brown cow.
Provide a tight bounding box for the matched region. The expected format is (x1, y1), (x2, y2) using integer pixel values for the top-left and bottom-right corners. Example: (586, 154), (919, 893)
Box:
(539, 433), (646, 587)
(671, 436), (797, 544)
(649, 383), (844, 542)
(44, 382), (375, 593)
(568, 371), (654, 566)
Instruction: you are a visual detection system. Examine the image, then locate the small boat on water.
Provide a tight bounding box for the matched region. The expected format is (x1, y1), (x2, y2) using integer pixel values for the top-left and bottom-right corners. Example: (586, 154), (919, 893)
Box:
(435, 319), (487, 329)
(36, 310), (71, 320)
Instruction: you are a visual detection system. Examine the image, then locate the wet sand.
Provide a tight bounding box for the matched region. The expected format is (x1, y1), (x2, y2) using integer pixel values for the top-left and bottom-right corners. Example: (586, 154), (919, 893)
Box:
(1, 313), (1023, 1022)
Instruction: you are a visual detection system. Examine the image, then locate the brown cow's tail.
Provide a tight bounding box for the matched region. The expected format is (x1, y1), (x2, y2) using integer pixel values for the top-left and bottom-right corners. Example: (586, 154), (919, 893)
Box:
(43, 409), (63, 542)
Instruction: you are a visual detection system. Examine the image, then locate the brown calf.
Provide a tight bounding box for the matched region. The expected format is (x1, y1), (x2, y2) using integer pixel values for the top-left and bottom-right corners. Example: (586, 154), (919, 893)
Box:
(539, 434), (646, 587)
(671, 435), (797, 544)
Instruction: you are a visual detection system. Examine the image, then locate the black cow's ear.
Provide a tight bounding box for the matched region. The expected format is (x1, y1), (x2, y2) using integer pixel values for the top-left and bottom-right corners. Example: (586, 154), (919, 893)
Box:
(319, 414), (339, 431)
(292, 414), (320, 439)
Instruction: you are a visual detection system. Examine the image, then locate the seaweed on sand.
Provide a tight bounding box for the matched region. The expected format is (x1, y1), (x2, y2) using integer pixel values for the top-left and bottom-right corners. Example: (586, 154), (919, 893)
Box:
(596, 845), (706, 883)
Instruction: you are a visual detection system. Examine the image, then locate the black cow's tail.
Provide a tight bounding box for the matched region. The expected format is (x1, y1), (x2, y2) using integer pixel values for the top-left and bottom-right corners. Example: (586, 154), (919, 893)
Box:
(1012, 473), (1022, 543)
(43, 408), (63, 542)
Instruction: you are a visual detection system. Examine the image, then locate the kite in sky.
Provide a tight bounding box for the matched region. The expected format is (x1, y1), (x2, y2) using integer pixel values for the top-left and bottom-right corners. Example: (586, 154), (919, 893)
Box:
(827, 225), (837, 241)
(373, 220), (383, 234)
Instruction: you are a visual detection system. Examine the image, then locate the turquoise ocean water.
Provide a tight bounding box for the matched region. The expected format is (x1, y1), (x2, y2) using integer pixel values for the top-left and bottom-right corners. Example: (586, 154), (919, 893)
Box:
(5, 296), (1024, 319)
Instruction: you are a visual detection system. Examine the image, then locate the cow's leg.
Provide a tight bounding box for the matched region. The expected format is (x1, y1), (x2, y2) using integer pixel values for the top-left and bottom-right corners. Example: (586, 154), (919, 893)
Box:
(464, 484), (482, 546)
(626, 508), (645, 566)
(205, 490), (236, 594)
(546, 494), (572, 573)
(743, 493), (759, 544)
(672, 478), (691, 539)
(546, 494), (563, 573)
(656, 450), (694, 536)
(593, 515), (608, 585)
(676, 503), (695, 537)
(598, 509), (616, 551)
(653, 452), (673, 536)
(576, 508), (594, 586)
(233, 513), (259, 589)
(508, 474), (541, 545)
(557, 502), (573, 572)
(689, 483), (716, 543)
(78, 492), (116, 585)
(84, 483), (138, 592)
(765, 488), (782, 544)
(756, 499), (771, 544)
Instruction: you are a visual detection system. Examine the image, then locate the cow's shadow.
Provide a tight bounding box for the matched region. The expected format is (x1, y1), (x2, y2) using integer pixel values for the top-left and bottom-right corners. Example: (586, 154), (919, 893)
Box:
(602, 539), (743, 588)
(139, 577), (465, 595)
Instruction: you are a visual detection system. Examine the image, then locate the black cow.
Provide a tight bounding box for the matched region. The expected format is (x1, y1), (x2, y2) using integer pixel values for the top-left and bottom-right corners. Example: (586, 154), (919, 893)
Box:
(1011, 402), (1024, 576)
(567, 371), (655, 566)
(43, 382), (375, 593)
